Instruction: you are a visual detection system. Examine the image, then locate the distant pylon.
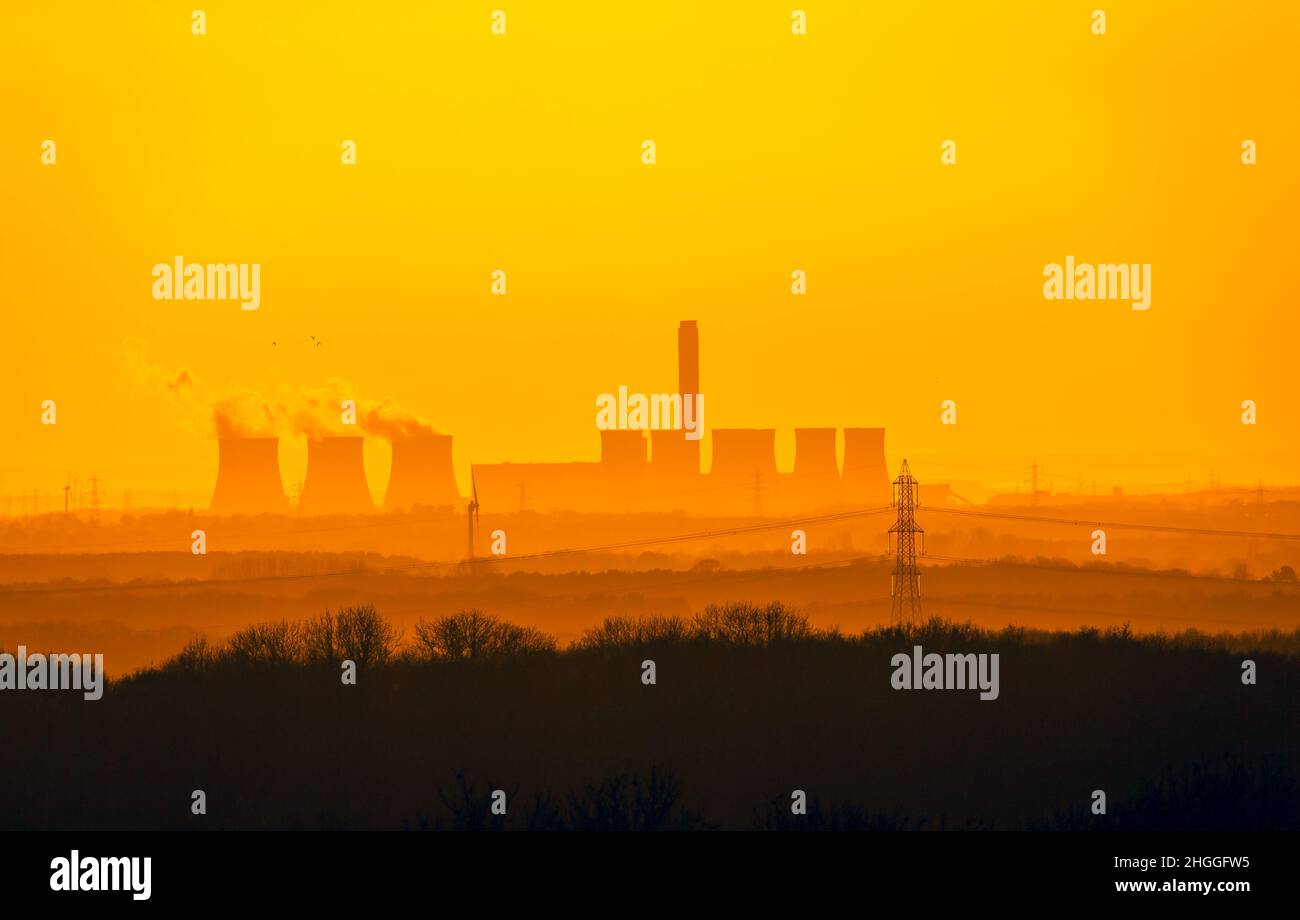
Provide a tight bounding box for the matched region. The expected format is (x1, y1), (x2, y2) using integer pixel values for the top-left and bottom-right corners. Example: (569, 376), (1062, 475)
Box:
(888, 459), (924, 626)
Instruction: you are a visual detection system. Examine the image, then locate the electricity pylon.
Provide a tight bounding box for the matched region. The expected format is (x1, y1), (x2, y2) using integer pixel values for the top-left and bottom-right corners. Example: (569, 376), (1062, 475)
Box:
(888, 459), (924, 627)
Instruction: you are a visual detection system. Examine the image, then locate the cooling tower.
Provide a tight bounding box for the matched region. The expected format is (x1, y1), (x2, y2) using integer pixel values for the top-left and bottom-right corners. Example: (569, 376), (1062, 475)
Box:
(210, 437), (288, 514)
(650, 428), (700, 476)
(299, 436), (374, 514)
(842, 427), (891, 505)
(600, 430), (647, 472)
(793, 428), (838, 478)
(709, 429), (778, 482)
(384, 434), (460, 510)
(784, 427), (839, 508)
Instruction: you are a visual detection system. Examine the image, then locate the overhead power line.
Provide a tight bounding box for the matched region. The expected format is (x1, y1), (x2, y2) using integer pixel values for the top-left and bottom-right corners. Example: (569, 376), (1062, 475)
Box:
(0, 506), (895, 597)
(922, 553), (1300, 588)
(919, 506), (1300, 542)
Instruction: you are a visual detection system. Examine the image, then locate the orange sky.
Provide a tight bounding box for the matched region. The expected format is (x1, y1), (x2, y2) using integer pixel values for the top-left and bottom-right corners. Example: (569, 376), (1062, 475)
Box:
(1, 1), (1297, 506)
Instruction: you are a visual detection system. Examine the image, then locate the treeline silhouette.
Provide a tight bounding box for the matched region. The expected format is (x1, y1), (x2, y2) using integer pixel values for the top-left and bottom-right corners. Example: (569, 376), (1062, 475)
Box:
(158, 602), (822, 672)
(2, 603), (1296, 830)
(141, 602), (1300, 671)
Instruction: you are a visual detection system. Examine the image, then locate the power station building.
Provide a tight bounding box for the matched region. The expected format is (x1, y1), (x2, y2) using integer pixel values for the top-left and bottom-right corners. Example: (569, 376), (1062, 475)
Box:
(207, 320), (893, 516)
(470, 321), (892, 514)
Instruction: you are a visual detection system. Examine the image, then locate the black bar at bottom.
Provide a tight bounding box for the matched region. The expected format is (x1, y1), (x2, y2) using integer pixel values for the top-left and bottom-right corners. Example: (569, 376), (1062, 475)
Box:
(0, 830), (1287, 907)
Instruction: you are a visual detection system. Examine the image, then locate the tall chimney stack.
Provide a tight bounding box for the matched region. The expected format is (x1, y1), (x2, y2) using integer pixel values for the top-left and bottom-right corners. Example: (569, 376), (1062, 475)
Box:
(300, 436), (374, 515)
(677, 320), (701, 478)
(678, 320), (699, 397)
(210, 437), (288, 515)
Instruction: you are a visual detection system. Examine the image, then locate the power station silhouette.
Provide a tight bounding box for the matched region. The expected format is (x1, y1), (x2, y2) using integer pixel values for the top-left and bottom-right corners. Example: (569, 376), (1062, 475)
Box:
(209, 321), (892, 516)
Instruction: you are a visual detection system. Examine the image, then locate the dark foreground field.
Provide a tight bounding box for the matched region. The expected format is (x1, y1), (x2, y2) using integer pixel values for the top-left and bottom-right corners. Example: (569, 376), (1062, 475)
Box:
(3, 605), (1297, 830)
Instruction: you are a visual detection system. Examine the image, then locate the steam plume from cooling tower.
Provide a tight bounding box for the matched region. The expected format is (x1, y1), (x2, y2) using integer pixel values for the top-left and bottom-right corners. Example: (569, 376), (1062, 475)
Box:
(359, 401), (439, 440)
(128, 344), (442, 442)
